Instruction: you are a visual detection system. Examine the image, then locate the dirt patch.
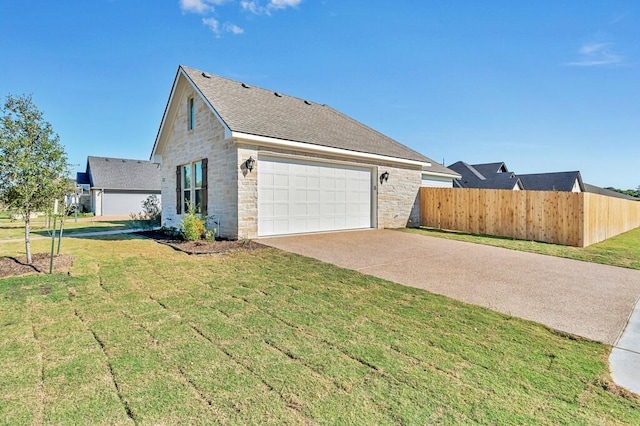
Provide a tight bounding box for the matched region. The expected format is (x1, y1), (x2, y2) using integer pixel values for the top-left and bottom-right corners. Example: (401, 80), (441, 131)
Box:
(137, 230), (265, 255)
(0, 253), (74, 278)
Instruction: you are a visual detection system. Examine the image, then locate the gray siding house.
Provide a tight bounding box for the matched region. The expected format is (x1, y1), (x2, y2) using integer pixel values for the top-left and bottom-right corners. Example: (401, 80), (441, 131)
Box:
(77, 156), (161, 216)
(151, 65), (459, 239)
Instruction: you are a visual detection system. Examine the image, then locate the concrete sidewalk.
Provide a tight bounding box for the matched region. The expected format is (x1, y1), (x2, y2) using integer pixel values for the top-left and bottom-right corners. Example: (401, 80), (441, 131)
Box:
(610, 300), (640, 394)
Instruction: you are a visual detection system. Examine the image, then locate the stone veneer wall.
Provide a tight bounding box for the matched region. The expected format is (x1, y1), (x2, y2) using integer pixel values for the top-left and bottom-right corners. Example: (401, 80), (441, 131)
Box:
(159, 85), (238, 238)
(376, 165), (422, 228)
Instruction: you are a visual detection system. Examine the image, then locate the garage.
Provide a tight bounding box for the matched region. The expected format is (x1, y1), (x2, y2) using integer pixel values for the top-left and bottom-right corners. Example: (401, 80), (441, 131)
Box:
(258, 156), (372, 236)
(101, 191), (158, 216)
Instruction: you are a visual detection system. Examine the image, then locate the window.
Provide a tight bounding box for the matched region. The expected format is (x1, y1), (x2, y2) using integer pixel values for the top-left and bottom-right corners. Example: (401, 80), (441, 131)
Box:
(177, 159), (208, 214)
(188, 97), (195, 130)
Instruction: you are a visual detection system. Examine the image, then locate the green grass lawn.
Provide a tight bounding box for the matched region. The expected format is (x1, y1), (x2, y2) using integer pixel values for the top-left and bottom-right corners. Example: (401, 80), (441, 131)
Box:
(0, 236), (638, 424)
(404, 226), (640, 270)
(0, 218), (133, 241)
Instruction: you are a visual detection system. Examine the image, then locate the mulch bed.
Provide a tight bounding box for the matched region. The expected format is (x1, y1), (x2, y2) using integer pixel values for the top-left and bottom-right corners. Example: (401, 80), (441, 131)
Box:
(0, 253), (74, 279)
(136, 230), (265, 255)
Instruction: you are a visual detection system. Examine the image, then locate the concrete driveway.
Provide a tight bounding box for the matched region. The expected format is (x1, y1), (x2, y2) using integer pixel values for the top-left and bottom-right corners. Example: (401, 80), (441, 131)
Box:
(260, 229), (640, 345)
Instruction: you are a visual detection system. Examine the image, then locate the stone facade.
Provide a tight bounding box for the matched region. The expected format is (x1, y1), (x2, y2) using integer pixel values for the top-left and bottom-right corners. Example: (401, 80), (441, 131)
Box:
(376, 165), (422, 228)
(159, 85), (238, 237)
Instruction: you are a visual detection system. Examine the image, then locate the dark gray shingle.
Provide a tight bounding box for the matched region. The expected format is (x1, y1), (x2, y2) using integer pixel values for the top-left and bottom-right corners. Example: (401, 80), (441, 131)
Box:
(518, 171), (583, 192)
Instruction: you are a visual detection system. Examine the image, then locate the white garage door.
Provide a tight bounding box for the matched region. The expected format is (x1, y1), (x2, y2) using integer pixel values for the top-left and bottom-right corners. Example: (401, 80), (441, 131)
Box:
(258, 157), (372, 236)
(103, 192), (158, 216)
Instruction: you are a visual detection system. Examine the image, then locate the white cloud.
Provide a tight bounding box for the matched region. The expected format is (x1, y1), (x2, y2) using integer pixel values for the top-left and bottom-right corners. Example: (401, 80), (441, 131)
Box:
(224, 23), (245, 35)
(202, 17), (244, 37)
(240, 1), (261, 14)
(241, 0), (302, 15)
(567, 42), (623, 67)
(202, 17), (220, 34)
(180, 0), (226, 14)
(181, 0), (299, 37)
(269, 0), (302, 9)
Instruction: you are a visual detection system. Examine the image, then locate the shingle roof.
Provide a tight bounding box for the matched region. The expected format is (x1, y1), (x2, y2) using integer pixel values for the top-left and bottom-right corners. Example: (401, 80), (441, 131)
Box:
(76, 172), (90, 185)
(448, 161), (521, 190)
(86, 156), (160, 191)
(471, 162), (509, 177)
(518, 171), (583, 192)
(180, 66), (457, 177)
(583, 183), (639, 201)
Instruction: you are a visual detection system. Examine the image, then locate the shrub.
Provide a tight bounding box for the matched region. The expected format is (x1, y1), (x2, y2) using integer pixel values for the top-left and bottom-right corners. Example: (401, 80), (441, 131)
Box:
(180, 205), (205, 241)
(130, 195), (162, 230)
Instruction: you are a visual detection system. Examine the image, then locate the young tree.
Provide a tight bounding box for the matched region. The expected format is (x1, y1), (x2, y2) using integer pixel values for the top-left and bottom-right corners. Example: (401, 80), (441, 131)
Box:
(0, 94), (71, 264)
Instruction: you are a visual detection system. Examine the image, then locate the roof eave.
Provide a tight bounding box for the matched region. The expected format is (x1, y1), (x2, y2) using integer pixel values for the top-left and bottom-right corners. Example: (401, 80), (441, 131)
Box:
(423, 170), (461, 179)
(231, 131), (431, 168)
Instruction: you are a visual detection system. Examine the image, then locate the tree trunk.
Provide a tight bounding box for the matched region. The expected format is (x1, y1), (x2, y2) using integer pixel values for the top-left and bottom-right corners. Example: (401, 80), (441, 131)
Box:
(25, 215), (32, 264)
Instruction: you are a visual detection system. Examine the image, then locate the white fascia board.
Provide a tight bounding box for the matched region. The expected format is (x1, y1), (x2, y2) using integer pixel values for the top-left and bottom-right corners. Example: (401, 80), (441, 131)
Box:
(231, 131), (430, 168)
(422, 170), (461, 179)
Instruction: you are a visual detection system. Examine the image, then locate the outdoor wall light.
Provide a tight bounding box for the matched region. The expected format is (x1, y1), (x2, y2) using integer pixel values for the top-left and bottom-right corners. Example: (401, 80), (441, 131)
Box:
(380, 171), (389, 184)
(245, 156), (256, 172)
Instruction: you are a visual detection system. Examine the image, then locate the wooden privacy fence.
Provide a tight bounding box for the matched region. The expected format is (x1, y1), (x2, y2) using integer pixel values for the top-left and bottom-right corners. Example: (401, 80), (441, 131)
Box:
(420, 188), (640, 247)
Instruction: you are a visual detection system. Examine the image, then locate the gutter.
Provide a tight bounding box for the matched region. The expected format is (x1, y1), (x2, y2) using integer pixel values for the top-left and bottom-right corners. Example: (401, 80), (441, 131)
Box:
(231, 131), (431, 168)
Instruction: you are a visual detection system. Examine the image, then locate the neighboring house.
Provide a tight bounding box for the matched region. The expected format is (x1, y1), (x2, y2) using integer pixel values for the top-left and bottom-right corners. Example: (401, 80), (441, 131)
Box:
(449, 161), (585, 192)
(150, 65), (459, 239)
(583, 184), (640, 201)
(518, 171), (583, 192)
(76, 156), (161, 216)
(448, 161), (523, 190)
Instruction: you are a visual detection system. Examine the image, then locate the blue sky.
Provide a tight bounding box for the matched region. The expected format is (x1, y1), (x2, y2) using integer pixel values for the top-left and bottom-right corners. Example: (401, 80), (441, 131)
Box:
(1, 0), (638, 189)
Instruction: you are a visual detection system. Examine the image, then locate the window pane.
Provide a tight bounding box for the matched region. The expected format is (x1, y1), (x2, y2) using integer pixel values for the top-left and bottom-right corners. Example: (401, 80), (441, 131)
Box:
(188, 98), (195, 130)
(183, 165), (191, 189)
(195, 189), (202, 213)
(194, 161), (202, 188)
(183, 189), (191, 212)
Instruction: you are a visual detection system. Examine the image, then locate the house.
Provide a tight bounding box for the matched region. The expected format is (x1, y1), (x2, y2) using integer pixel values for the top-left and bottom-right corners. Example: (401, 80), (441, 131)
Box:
(449, 161), (585, 192)
(76, 156), (161, 216)
(518, 171), (583, 192)
(448, 161), (523, 190)
(150, 65), (459, 239)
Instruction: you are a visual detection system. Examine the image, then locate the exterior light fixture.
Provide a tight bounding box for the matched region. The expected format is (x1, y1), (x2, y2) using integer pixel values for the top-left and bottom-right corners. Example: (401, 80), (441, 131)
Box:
(380, 171), (389, 184)
(245, 156), (256, 172)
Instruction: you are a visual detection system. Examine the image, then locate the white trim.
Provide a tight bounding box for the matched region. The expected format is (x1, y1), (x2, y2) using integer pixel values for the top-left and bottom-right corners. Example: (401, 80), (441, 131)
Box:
(422, 170), (461, 179)
(233, 131), (430, 168)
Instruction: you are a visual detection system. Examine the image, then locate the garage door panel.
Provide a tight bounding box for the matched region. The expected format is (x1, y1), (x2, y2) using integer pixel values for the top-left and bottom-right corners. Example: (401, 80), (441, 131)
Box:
(274, 189), (289, 202)
(258, 157), (371, 236)
(274, 203), (289, 216)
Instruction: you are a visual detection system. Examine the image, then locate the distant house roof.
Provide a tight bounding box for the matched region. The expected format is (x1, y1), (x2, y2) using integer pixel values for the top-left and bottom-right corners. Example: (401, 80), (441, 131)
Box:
(153, 65), (459, 178)
(471, 162), (509, 177)
(518, 171), (583, 192)
(448, 161), (523, 190)
(83, 156), (160, 191)
(584, 183), (640, 201)
(76, 172), (90, 185)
